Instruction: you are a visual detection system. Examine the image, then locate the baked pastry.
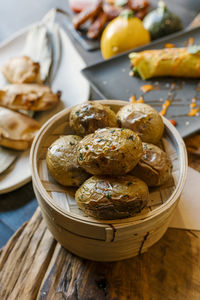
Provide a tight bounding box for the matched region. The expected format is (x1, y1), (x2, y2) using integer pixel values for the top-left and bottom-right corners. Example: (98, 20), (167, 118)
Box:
(0, 84), (60, 111)
(129, 47), (200, 80)
(1, 56), (41, 84)
(0, 107), (40, 150)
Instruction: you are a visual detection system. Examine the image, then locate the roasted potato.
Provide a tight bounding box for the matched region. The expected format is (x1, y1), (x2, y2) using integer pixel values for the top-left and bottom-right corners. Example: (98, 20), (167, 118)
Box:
(69, 101), (118, 136)
(77, 127), (142, 175)
(130, 143), (172, 186)
(46, 135), (89, 186)
(116, 103), (164, 144)
(75, 175), (149, 219)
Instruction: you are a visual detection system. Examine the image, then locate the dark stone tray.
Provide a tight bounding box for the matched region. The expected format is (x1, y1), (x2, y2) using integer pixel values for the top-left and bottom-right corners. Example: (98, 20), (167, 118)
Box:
(82, 27), (200, 138)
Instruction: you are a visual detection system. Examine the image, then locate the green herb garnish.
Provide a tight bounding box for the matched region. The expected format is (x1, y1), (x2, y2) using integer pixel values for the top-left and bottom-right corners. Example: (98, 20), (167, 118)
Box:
(107, 193), (112, 199)
(123, 194), (129, 198)
(133, 67), (140, 76)
(128, 135), (135, 141)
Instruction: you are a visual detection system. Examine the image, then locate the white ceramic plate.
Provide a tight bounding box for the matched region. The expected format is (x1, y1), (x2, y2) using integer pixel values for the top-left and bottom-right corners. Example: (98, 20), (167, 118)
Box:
(0, 24), (90, 194)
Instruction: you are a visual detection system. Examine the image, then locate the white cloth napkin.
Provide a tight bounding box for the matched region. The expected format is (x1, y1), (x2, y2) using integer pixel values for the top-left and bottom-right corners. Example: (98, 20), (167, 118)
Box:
(169, 166), (200, 230)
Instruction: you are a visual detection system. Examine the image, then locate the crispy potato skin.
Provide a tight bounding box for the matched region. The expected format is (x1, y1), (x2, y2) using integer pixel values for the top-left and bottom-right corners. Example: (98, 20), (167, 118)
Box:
(130, 143), (172, 186)
(75, 175), (149, 219)
(46, 135), (89, 187)
(117, 103), (164, 144)
(77, 127), (143, 176)
(69, 101), (118, 136)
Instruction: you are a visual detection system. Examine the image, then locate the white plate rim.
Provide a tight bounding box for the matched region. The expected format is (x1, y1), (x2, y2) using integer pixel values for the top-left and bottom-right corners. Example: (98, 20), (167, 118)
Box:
(0, 21), (90, 194)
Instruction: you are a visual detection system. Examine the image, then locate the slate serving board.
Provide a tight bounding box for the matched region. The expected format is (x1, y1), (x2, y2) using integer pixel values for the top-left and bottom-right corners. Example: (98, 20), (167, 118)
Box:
(82, 26), (200, 138)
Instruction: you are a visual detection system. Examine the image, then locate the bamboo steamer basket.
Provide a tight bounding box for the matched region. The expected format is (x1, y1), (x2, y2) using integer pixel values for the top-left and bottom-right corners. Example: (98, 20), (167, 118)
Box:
(30, 100), (187, 262)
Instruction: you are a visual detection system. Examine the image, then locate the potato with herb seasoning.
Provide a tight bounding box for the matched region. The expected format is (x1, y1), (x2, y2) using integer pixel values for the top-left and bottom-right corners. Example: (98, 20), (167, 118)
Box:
(75, 175), (149, 219)
(77, 127), (143, 176)
(130, 143), (172, 186)
(69, 101), (118, 136)
(116, 103), (164, 144)
(46, 135), (89, 187)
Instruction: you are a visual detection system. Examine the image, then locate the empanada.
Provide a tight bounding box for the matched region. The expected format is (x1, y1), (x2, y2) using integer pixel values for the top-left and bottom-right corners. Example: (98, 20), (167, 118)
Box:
(0, 107), (40, 150)
(0, 84), (60, 111)
(1, 56), (42, 84)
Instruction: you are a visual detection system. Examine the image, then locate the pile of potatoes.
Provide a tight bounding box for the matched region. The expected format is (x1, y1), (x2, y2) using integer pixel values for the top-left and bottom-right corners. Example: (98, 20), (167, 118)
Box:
(46, 101), (172, 220)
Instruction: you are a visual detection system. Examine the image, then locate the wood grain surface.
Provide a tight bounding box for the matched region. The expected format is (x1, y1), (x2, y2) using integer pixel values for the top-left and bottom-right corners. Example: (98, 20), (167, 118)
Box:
(0, 133), (200, 300)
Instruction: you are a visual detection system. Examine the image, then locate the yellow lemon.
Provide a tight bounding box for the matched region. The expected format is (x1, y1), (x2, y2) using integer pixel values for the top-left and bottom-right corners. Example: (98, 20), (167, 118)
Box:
(101, 10), (150, 59)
